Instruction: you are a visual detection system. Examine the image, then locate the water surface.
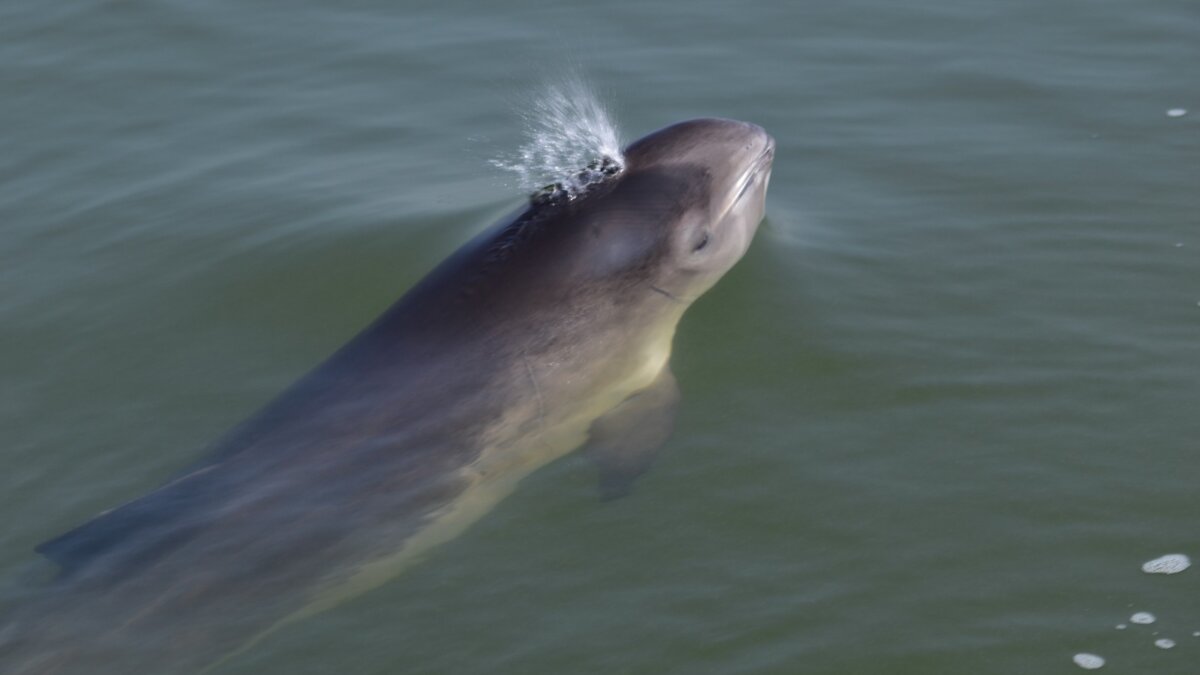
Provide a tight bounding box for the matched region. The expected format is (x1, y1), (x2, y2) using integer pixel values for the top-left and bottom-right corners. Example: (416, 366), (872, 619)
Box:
(2, 0), (1198, 673)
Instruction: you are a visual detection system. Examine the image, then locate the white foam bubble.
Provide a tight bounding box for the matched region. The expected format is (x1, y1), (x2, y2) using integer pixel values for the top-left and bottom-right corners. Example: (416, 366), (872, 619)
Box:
(491, 77), (625, 195)
(1142, 553), (1191, 574)
(1115, 624), (1127, 630)
(1166, 108), (1188, 118)
(1155, 638), (1176, 649)
(1131, 612), (1156, 624)
(1073, 653), (1105, 669)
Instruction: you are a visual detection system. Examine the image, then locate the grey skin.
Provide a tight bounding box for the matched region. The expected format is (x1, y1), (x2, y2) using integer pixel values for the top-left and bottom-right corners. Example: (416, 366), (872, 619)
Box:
(0, 118), (774, 674)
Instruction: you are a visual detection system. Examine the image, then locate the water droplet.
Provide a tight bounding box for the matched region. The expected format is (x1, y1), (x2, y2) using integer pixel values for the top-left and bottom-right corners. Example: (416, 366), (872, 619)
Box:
(1142, 553), (1191, 574)
(491, 77), (625, 197)
(1131, 612), (1156, 624)
(1155, 638), (1176, 649)
(1073, 653), (1105, 669)
(1115, 624), (1127, 630)
(1166, 108), (1187, 118)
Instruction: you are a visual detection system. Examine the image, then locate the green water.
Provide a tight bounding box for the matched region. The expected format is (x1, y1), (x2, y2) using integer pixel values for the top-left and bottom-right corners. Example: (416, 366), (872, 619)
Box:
(2, 0), (1198, 673)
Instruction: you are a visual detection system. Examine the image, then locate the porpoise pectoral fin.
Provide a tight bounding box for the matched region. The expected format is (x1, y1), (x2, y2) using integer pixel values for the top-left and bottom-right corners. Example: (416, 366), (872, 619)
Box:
(35, 465), (220, 576)
(584, 368), (679, 501)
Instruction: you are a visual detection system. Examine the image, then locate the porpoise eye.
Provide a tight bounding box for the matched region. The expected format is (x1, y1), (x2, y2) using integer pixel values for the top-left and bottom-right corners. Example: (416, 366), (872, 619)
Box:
(693, 232), (710, 252)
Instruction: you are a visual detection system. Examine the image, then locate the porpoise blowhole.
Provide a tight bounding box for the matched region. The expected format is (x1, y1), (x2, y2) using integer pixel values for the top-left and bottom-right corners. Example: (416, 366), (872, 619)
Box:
(530, 156), (622, 206)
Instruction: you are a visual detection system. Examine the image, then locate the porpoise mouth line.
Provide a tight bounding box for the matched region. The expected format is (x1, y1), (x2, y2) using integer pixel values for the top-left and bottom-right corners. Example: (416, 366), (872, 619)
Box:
(724, 141), (775, 217)
(649, 284), (689, 303)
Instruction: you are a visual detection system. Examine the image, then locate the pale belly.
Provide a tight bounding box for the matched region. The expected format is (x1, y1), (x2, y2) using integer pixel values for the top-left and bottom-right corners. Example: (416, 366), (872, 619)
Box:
(215, 347), (671, 667)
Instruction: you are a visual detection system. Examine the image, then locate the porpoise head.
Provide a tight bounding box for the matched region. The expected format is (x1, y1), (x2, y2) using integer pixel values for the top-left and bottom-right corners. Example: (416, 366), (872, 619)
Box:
(506, 116), (773, 327)
(610, 117), (775, 302)
(486, 117), (775, 379)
